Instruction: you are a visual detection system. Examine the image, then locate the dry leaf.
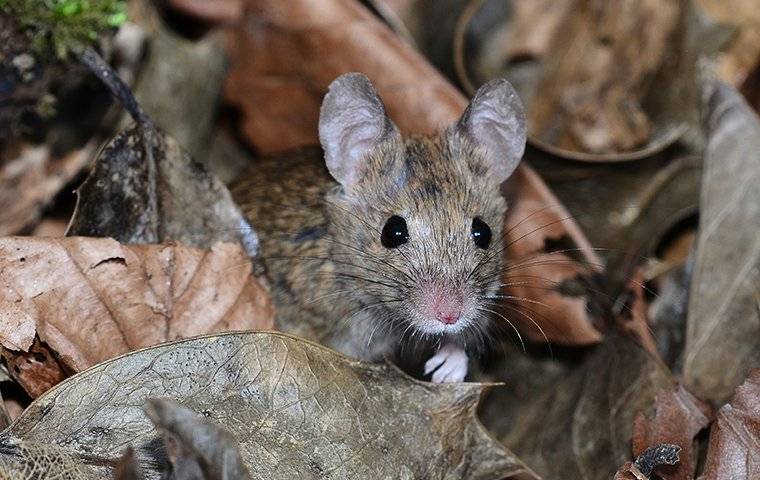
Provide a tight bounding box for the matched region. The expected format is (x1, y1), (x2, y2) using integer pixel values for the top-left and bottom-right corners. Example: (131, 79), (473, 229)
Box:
(700, 369), (760, 479)
(225, 0), (602, 345)
(145, 399), (252, 480)
(0, 237), (274, 394)
(481, 334), (674, 479)
(632, 386), (712, 480)
(682, 82), (760, 405)
(2, 332), (537, 479)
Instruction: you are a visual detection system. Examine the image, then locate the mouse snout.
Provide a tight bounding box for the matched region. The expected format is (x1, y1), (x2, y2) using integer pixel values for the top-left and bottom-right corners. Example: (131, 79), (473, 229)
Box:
(420, 286), (464, 325)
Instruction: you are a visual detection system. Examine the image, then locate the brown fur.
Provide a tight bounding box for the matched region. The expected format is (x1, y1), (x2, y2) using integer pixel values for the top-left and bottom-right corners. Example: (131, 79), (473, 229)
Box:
(231, 128), (507, 362)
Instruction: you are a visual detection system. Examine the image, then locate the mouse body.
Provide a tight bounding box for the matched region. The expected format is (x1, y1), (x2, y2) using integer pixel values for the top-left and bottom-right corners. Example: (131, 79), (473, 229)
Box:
(231, 73), (527, 382)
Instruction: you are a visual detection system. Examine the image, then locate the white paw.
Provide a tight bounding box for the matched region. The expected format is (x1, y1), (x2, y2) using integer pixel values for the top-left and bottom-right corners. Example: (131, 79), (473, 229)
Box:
(424, 343), (468, 383)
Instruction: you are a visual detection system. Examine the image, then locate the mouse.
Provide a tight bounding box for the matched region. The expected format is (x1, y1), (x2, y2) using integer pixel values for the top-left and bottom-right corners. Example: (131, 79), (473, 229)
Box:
(231, 72), (526, 382)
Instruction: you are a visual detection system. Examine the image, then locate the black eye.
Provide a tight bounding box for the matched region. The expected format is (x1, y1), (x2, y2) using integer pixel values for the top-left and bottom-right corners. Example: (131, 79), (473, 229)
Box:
(471, 217), (492, 249)
(381, 215), (409, 248)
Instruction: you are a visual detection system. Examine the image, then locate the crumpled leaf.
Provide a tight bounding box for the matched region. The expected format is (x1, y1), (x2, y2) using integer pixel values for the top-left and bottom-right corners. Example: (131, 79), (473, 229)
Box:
(481, 334), (674, 479)
(0, 237), (274, 395)
(145, 399), (252, 480)
(1, 332), (537, 479)
(225, 0), (603, 345)
(682, 82), (760, 405)
(632, 386), (712, 480)
(700, 369), (760, 479)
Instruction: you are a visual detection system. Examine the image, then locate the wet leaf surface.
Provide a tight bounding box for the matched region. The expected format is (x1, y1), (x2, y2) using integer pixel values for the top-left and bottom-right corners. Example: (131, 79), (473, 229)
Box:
(1, 332), (537, 480)
(682, 82), (760, 405)
(0, 237), (274, 395)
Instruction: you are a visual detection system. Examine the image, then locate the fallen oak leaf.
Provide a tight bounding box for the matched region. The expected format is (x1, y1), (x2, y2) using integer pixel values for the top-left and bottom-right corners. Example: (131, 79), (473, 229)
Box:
(225, 0), (603, 346)
(2, 332), (538, 479)
(0, 237), (274, 395)
(699, 369), (760, 480)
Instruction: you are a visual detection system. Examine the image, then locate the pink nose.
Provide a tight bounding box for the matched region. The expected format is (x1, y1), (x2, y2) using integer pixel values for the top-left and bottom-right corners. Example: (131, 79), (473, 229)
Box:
(436, 309), (461, 325)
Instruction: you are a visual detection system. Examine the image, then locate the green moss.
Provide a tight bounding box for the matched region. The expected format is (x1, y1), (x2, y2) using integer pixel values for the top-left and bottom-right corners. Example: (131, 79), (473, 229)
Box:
(1, 0), (127, 60)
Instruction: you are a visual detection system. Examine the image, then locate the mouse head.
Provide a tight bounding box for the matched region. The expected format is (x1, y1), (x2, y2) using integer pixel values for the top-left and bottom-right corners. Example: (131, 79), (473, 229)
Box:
(319, 73), (526, 338)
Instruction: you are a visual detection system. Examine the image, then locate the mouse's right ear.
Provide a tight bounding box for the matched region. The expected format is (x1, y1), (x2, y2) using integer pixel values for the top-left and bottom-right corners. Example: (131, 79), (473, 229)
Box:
(319, 73), (400, 190)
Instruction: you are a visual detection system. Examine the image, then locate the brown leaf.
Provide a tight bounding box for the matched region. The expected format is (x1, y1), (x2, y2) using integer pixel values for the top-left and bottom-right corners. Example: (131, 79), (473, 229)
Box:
(145, 399), (252, 480)
(1, 338), (67, 399)
(3, 332), (537, 479)
(700, 369), (760, 479)
(224, 0), (602, 345)
(682, 82), (760, 405)
(481, 334), (674, 479)
(0, 237), (274, 392)
(632, 386), (712, 480)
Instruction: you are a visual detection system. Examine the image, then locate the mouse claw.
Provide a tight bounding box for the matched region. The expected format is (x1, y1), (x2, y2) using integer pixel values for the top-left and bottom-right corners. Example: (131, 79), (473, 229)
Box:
(425, 343), (468, 383)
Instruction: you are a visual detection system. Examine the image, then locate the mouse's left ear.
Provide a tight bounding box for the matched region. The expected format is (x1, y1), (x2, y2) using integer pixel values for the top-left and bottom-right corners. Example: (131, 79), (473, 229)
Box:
(456, 78), (527, 183)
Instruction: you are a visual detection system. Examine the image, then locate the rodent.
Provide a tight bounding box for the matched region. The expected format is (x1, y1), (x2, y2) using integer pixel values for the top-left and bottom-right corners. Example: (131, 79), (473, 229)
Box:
(231, 73), (526, 382)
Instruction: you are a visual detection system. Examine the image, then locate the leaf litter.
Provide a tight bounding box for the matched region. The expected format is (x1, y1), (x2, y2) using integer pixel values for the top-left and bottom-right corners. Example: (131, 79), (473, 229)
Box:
(2, 1), (760, 479)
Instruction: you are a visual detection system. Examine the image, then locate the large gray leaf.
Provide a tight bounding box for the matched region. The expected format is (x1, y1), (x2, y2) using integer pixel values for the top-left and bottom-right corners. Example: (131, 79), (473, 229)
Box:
(682, 82), (760, 405)
(1, 332), (537, 480)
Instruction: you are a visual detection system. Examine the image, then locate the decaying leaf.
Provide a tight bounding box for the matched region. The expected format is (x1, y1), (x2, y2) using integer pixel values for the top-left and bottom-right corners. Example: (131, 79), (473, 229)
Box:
(682, 82), (760, 405)
(145, 399), (252, 480)
(69, 48), (259, 260)
(700, 369), (760, 480)
(0, 237), (274, 394)
(632, 386), (712, 480)
(0, 437), (107, 480)
(481, 335), (674, 479)
(2, 332), (537, 479)
(66, 122), (259, 258)
(225, 0), (603, 345)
